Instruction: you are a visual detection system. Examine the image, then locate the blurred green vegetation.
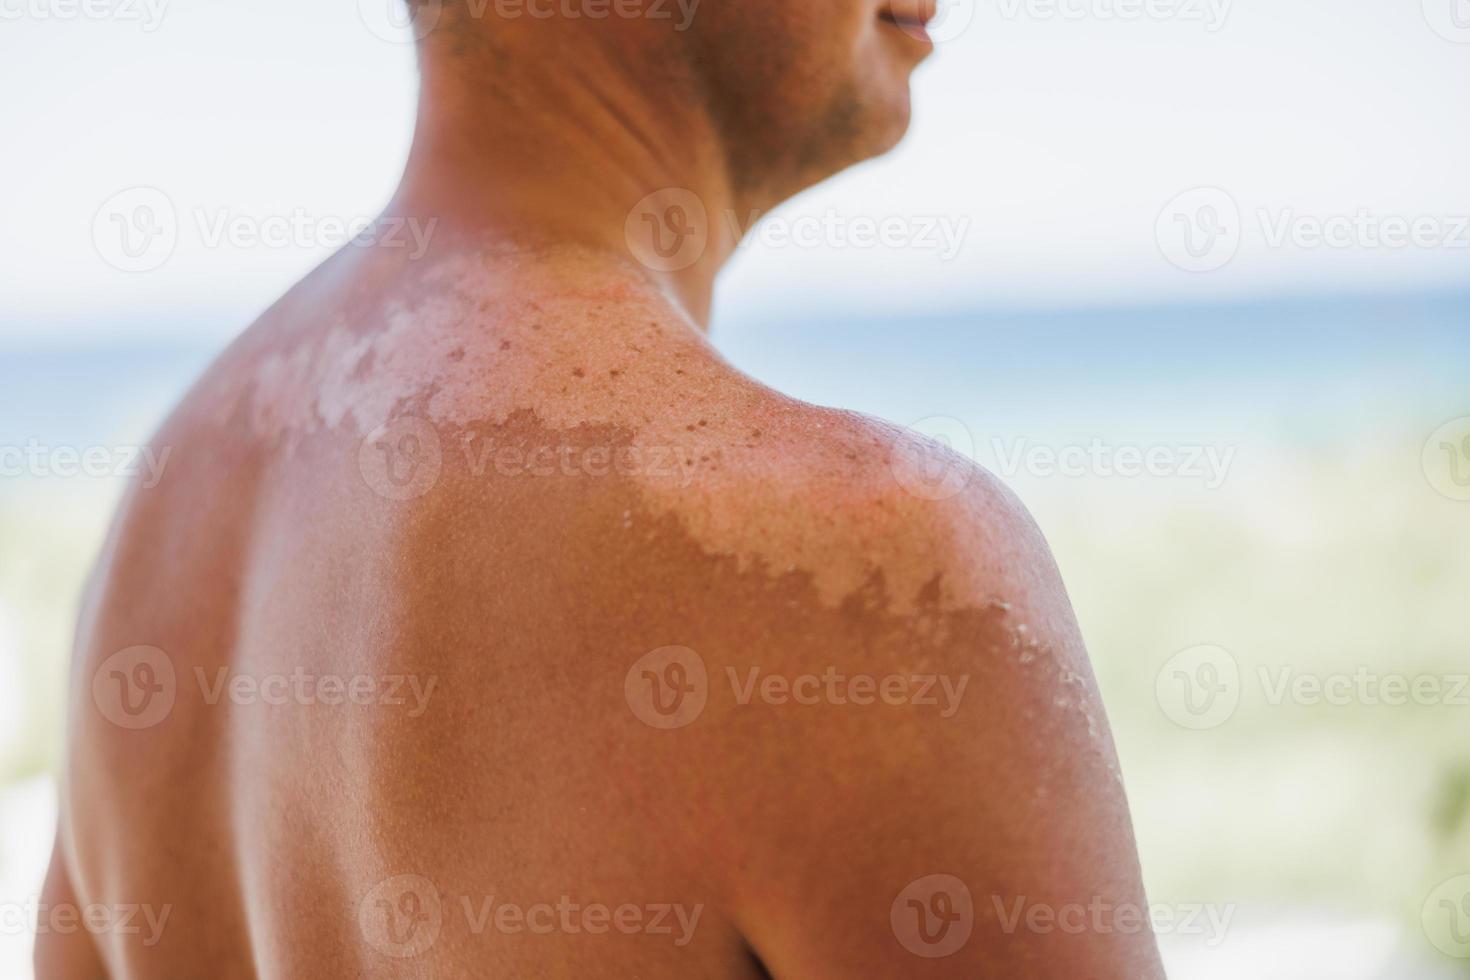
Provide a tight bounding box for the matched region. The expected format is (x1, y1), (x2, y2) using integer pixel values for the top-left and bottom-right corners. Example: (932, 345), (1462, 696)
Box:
(0, 483), (113, 784)
(1020, 434), (1470, 966)
(3, 431), (1468, 969)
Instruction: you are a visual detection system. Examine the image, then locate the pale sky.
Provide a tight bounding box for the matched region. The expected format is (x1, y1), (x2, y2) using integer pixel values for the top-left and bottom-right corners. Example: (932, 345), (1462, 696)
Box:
(1, 0), (1467, 344)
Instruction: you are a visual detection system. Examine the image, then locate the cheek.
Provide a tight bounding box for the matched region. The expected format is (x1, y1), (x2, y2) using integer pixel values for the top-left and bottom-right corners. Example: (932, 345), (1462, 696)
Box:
(682, 2), (913, 171)
(706, 3), (875, 83)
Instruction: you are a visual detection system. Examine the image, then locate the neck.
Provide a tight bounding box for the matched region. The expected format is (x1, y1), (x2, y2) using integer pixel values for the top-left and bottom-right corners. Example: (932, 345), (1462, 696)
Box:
(385, 40), (744, 328)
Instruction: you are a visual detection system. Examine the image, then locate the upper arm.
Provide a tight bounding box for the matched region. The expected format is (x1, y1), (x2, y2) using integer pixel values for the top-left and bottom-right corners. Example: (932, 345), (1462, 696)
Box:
(712, 469), (1164, 979)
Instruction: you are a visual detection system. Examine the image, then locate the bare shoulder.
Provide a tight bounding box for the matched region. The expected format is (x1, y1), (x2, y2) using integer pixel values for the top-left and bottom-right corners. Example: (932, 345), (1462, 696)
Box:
(554, 317), (1162, 976)
(654, 388), (1061, 619)
(655, 394), (1163, 978)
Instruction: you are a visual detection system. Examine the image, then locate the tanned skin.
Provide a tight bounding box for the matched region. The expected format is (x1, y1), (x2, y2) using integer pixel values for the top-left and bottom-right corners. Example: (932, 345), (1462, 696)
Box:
(39, 2), (1165, 977)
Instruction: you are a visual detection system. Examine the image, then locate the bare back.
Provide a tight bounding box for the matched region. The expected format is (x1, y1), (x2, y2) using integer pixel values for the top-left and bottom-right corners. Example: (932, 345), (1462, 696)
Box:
(42, 242), (1163, 979)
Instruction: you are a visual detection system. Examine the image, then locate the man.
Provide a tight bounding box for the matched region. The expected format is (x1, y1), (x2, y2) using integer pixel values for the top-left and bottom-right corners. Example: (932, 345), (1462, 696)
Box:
(39, 1), (1165, 976)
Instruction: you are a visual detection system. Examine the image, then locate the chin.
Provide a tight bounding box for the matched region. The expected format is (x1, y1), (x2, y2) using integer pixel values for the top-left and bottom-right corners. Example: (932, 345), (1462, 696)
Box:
(846, 78), (916, 164)
(875, 85), (916, 152)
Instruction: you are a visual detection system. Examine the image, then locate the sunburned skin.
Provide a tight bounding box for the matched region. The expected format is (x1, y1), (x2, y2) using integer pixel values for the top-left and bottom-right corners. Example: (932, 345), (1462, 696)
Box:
(40, 0), (1163, 975)
(217, 246), (1008, 615)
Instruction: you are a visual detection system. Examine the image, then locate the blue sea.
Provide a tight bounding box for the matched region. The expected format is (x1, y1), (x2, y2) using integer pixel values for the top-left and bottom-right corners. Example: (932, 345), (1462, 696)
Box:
(2, 289), (1466, 453)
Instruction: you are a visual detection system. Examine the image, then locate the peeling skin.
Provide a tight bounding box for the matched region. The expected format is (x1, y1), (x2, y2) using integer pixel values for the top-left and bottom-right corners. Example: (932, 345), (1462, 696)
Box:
(209, 244), (1012, 616)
